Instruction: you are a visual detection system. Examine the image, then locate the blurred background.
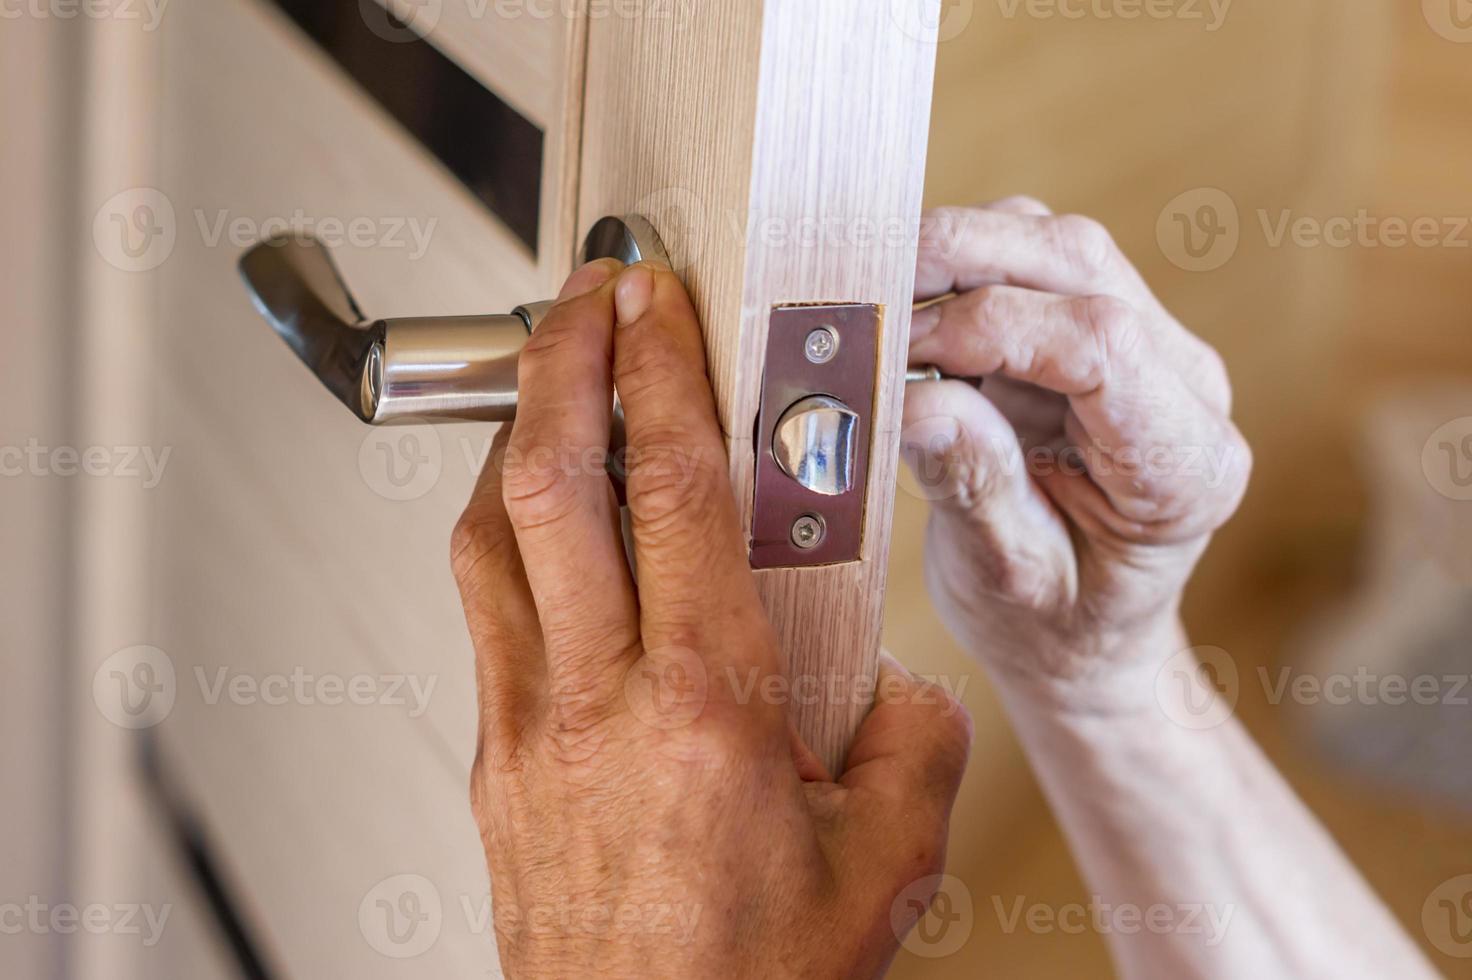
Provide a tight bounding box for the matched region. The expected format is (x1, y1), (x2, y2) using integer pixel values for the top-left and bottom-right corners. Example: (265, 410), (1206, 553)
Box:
(3, 0), (1470, 977)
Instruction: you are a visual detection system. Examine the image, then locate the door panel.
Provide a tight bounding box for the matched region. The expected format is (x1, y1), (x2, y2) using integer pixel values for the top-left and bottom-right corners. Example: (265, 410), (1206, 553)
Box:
(581, 0), (940, 771)
(148, 0), (939, 972)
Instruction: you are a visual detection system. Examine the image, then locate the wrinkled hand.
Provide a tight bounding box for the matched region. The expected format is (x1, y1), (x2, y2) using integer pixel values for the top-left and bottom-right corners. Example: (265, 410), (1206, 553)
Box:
(902, 198), (1251, 693)
(451, 259), (971, 979)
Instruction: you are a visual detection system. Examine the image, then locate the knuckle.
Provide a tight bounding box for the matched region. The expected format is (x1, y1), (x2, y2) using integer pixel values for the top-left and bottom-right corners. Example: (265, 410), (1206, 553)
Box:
(993, 193), (1052, 215)
(1076, 294), (1144, 382)
(917, 206), (975, 266)
(1197, 341), (1234, 411)
(615, 334), (685, 404)
(950, 529), (1056, 611)
(500, 451), (581, 534)
(625, 434), (724, 535)
(972, 284), (1017, 327)
(450, 510), (516, 583)
(1216, 425), (1254, 508)
(1050, 213), (1120, 279)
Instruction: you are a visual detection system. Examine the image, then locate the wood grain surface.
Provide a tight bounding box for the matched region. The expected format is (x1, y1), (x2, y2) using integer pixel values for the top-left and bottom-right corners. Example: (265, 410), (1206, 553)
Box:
(579, 0), (941, 773)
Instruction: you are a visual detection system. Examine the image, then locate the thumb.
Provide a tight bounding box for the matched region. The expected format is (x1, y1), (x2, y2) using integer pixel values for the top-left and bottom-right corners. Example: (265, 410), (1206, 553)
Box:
(901, 379), (1074, 609)
(827, 654), (972, 905)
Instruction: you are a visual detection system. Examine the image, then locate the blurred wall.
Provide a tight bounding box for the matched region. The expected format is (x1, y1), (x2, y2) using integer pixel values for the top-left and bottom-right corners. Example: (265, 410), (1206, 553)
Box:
(0, 14), (76, 980)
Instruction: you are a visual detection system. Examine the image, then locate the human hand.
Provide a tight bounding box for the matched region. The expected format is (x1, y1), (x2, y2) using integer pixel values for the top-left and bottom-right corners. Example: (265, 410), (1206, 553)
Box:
(451, 259), (972, 978)
(902, 198), (1251, 697)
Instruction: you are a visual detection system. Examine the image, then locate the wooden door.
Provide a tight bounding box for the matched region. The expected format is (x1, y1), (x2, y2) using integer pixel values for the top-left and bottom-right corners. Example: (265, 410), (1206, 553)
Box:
(121, 0), (938, 974)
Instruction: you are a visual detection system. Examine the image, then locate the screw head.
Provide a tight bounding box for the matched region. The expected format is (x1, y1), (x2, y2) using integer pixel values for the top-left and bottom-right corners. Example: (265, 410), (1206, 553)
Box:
(790, 513), (826, 550)
(803, 326), (839, 364)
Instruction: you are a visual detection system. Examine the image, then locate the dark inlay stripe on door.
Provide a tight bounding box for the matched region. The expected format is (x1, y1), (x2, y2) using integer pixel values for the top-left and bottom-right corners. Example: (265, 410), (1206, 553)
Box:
(267, 0), (544, 252)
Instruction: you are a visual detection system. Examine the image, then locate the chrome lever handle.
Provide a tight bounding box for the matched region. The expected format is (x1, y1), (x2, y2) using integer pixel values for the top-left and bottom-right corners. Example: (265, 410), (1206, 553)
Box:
(237, 215), (670, 425)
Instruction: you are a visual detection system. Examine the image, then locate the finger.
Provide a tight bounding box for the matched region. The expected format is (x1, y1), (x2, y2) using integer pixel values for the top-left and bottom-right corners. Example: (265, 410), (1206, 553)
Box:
(980, 194), (1054, 216)
(502, 259), (641, 691)
(610, 263), (776, 671)
(451, 426), (544, 746)
(913, 206), (1233, 414)
(830, 655), (972, 889)
(908, 285), (1249, 526)
(915, 205), (1152, 303)
(901, 380), (1075, 611)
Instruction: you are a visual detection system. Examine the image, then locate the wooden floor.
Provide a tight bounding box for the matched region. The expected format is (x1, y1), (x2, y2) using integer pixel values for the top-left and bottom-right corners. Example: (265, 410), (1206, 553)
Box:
(885, 1), (1472, 976)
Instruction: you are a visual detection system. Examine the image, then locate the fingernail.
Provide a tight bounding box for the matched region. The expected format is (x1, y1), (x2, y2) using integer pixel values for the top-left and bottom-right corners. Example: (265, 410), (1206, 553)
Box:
(614, 264), (655, 326)
(557, 258), (621, 301)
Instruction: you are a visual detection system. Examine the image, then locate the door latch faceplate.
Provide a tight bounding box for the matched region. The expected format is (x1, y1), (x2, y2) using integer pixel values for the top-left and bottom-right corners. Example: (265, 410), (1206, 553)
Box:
(750, 304), (880, 569)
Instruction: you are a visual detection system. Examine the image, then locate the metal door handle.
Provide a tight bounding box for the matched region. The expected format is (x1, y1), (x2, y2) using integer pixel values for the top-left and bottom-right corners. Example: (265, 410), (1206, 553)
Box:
(236, 215), (669, 424)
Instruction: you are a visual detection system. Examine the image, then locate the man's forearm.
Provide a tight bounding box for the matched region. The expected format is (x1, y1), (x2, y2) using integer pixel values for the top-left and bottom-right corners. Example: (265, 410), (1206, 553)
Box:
(991, 627), (1437, 980)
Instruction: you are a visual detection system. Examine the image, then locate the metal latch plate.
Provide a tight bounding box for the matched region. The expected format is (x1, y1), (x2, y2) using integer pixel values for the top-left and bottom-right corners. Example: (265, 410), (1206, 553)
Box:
(750, 303), (880, 569)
